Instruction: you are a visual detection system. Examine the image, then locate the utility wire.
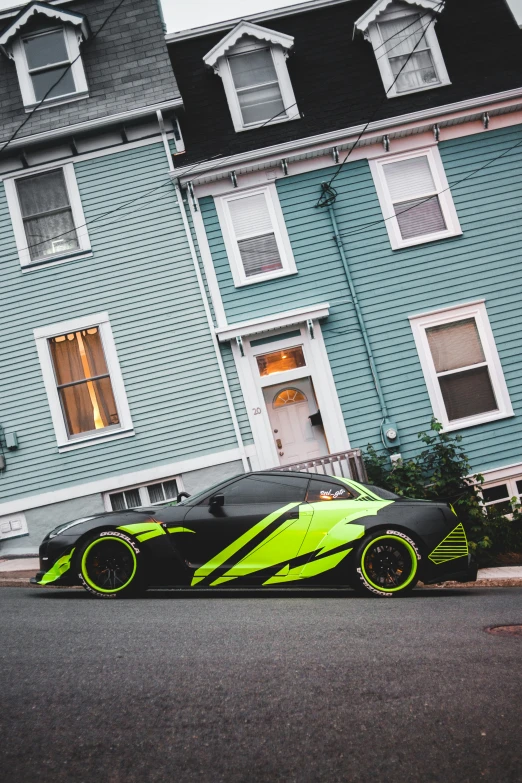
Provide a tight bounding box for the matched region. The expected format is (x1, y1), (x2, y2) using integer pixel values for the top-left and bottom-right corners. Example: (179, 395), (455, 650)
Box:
(13, 10), (445, 256)
(323, 3), (444, 192)
(0, 0), (128, 156)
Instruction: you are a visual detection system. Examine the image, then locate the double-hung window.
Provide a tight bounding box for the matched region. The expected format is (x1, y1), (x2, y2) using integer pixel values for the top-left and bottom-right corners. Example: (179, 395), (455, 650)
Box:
(360, 4), (450, 98)
(9, 25), (89, 110)
(34, 313), (133, 451)
(228, 47), (285, 126)
(203, 22), (299, 132)
(5, 164), (91, 268)
(482, 479), (522, 517)
(369, 148), (461, 249)
(409, 301), (513, 431)
(216, 184), (297, 286)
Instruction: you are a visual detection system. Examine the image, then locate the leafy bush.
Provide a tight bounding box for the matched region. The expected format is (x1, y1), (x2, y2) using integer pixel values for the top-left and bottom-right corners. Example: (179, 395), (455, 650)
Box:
(364, 419), (522, 564)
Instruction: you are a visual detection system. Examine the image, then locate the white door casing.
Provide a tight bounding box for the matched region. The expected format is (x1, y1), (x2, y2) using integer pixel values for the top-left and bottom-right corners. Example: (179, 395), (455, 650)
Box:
(263, 378), (328, 466)
(229, 320), (350, 469)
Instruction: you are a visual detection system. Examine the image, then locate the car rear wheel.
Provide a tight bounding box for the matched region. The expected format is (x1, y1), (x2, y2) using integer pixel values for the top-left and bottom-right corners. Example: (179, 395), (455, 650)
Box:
(77, 530), (146, 598)
(351, 530), (420, 597)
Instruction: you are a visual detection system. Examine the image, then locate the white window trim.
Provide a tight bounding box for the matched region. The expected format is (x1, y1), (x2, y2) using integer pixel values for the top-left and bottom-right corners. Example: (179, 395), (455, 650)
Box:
(104, 476), (184, 512)
(369, 145), (462, 249)
(366, 7), (450, 99)
(481, 475), (522, 517)
(215, 183), (297, 287)
(34, 312), (134, 452)
(4, 161), (91, 268)
(230, 320), (350, 470)
(10, 24), (88, 111)
(409, 300), (513, 432)
(216, 44), (299, 133)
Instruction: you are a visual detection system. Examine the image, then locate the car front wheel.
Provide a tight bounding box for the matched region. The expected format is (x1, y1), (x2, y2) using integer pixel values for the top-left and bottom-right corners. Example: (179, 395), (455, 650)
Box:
(351, 530), (420, 597)
(77, 530), (146, 598)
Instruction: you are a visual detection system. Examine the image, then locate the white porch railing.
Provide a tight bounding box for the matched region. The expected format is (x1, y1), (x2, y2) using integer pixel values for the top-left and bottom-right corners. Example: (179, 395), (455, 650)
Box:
(272, 449), (367, 482)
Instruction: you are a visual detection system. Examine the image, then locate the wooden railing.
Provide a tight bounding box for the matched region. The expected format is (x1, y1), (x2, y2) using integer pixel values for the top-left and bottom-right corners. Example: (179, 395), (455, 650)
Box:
(272, 449), (367, 482)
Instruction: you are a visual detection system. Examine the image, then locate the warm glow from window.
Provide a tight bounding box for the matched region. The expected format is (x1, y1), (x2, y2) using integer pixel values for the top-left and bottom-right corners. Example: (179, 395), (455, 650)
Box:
(256, 346), (305, 376)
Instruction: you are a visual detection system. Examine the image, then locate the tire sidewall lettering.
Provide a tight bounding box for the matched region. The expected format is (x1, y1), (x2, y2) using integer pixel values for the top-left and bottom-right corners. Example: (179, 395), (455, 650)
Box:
(355, 530), (420, 597)
(78, 530), (140, 598)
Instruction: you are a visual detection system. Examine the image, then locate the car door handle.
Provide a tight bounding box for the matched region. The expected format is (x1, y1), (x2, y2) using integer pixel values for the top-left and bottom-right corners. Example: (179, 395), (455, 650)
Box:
(287, 510), (300, 519)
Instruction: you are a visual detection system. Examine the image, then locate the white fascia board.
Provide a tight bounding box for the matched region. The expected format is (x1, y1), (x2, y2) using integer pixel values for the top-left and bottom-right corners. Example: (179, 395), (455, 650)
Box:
(0, 0), (71, 21)
(203, 20), (294, 68)
(0, 98), (183, 151)
(168, 0), (351, 43)
(354, 0), (444, 33)
(215, 303), (330, 341)
(173, 86), (522, 184)
(0, 2), (90, 50)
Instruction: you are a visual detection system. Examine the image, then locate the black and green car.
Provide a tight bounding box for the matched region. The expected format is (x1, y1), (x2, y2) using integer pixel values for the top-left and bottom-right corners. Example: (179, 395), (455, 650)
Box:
(31, 471), (477, 598)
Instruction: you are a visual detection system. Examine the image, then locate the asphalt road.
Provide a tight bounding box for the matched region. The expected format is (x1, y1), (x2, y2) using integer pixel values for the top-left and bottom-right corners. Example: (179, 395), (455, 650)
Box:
(1, 586), (521, 783)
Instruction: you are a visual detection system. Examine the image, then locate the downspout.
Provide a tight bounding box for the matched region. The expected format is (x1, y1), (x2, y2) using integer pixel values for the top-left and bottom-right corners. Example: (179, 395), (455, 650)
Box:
(157, 111), (250, 472)
(317, 182), (400, 452)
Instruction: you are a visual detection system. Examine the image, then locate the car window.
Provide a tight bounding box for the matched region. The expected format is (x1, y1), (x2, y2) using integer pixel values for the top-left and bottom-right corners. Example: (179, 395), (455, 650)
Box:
(217, 474), (310, 504)
(306, 478), (357, 502)
(358, 483), (400, 500)
(185, 477), (239, 505)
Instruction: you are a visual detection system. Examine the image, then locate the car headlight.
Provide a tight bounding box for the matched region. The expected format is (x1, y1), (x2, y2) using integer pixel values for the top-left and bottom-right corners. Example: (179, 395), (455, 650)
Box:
(48, 517), (94, 538)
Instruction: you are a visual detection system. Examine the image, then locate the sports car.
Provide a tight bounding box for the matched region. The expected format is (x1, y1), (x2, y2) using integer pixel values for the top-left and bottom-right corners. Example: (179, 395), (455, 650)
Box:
(31, 471), (477, 598)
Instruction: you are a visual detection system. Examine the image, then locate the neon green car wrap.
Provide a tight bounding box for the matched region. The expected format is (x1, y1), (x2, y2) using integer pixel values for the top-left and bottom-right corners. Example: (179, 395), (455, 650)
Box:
(167, 527), (195, 535)
(428, 523), (468, 564)
(192, 498), (393, 587)
(117, 522), (166, 542)
(37, 548), (75, 585)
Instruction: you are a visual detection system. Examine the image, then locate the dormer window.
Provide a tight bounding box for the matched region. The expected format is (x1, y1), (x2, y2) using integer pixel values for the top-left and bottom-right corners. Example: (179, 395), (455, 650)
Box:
(355, 0), (450, 97)
(203, 20), (299, 132)
(0, 2), (90, 110)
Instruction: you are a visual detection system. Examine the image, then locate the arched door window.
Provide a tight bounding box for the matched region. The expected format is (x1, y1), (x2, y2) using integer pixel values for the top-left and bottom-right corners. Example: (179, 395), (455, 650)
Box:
(273, 388), (307, 408)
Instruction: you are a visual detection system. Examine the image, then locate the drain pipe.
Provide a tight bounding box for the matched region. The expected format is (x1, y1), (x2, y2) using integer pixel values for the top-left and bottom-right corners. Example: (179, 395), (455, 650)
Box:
(158, 111), (250, 472)
(318, 182), (400, 452)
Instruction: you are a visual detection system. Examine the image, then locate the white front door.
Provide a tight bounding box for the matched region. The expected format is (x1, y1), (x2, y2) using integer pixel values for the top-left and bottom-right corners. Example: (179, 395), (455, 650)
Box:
(263, 377), (328, 466)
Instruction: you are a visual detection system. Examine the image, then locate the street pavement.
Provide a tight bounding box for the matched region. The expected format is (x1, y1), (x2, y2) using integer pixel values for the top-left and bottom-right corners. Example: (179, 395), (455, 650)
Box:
(1, 586), (521, 783)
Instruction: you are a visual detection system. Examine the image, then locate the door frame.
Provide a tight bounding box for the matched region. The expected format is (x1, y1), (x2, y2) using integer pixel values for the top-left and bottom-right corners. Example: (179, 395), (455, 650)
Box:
(230, 319), (350, 469)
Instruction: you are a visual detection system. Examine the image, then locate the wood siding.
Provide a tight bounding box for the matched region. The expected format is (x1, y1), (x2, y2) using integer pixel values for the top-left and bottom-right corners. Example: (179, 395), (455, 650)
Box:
(201, 124), (522, 473)
(0, 142), (238, 504)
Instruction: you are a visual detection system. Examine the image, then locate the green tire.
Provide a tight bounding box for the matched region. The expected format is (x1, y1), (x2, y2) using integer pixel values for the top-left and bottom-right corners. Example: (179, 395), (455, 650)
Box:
(78, 530), (146, 598)
(351, 530), (420, 597)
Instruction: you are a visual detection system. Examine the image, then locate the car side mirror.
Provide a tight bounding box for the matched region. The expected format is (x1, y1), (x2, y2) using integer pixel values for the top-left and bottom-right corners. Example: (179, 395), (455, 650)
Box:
(209, 493), (224, 507)
(177, 491), (191, 503)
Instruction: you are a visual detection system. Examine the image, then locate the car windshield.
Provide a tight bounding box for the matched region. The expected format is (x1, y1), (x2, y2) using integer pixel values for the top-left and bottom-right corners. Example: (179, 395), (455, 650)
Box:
(359, 483), (400, 500)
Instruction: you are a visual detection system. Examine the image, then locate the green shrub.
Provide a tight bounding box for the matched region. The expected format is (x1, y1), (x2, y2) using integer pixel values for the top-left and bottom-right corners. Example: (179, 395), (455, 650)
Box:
(364, 419), (522, 564)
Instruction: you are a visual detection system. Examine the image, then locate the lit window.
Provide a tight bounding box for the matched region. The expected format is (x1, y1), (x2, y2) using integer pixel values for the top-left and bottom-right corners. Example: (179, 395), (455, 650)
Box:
(216, 184), (297, 286)
(356, 2), (450, 98)
(409, 301), (513, 431)
(257, 346), (306, 376)
(203, 21), (299, 132)
(5, 164), (91, 268)
(369, 148), (461, 249)
(34, 313), (133, 450)
(108, 479), (179, 510)
(49, 328), (120, 438)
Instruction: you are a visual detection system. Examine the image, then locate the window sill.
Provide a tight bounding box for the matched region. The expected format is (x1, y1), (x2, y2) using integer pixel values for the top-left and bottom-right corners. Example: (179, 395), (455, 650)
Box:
(386, 80), (452, 99)
(391, 229), (463, 251)
(21, 250), (93, 273)
(24, 91), (89, 112)
(235, 112), (300, 133)
(234, 269), (298, 288)
(57, 427), (135, 453)
(442, 411), (514, 433)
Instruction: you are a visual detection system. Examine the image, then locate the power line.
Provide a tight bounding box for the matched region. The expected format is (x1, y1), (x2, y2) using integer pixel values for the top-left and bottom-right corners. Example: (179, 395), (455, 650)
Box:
(0, 0), (128, 157)
(323, 3), (444, 192)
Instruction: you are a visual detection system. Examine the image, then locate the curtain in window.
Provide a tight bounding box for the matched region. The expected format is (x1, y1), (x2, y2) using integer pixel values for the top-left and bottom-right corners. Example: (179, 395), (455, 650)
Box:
(16, 170), (79, 261)
(427, 320), (485, 372)
(379, 16), (439, 92)
(229, 48), (285, 124)
(49, 329), (119, 436)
